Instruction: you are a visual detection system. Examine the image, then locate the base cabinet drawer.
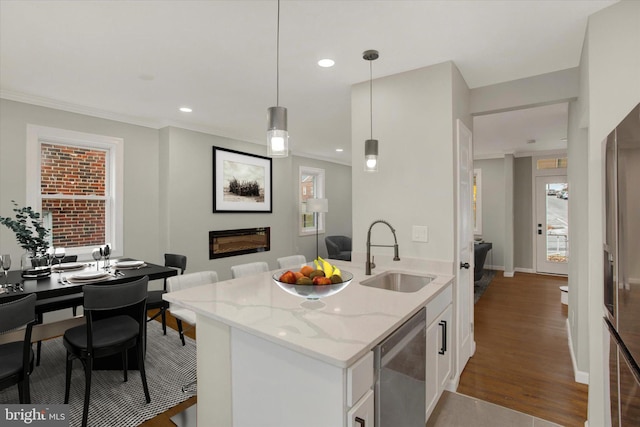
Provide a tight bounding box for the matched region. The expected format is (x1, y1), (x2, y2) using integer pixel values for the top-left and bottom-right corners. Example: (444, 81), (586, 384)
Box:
(348, 390), (374, 427)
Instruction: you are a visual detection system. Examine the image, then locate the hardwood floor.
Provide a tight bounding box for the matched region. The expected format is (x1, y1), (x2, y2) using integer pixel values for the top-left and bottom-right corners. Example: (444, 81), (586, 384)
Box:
(457, 272), (588, 427)
(139, 309), (197, 427)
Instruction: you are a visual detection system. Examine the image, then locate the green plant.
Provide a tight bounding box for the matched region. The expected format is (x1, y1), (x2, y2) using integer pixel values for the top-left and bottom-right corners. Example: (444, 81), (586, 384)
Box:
(0, 200), (50, 256)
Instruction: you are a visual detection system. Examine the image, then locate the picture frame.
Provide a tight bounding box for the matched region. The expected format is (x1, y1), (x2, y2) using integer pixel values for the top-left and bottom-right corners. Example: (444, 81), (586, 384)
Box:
(212, 146), (272, 213)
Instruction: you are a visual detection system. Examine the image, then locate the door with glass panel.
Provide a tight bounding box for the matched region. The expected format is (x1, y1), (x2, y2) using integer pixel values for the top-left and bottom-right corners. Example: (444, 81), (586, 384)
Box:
(535, 175), (569, 275)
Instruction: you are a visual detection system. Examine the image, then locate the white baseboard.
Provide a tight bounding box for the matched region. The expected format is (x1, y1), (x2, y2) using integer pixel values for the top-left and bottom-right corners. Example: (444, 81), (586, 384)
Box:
(503, 271), (515, 277)
(484, 265), (536, 275)
(566, 318), (589, 384)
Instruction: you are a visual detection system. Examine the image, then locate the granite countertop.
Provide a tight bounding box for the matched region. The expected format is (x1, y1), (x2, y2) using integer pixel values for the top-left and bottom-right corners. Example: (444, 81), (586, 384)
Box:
(163, 261), (453, 368)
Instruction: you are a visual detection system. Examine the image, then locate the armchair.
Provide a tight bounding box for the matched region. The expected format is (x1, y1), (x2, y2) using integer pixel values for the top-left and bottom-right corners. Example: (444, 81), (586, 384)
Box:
(325, 236), (352, 261)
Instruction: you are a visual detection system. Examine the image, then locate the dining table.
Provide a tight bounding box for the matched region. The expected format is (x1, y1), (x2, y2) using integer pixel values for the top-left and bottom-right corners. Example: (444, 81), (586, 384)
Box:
(0, 258), (178, 370)
(0, 258), (177, 302)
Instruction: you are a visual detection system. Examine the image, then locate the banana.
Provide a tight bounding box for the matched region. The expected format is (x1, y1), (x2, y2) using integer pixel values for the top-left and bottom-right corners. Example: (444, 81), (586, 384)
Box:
(333, 265), (341, 278)
(314, 259), (322, 271)
(318, 257), (333, 277)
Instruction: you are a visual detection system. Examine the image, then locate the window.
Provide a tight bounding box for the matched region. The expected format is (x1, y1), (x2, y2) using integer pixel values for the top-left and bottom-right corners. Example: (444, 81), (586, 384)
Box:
(26, 125), (123, 257)
(299, 166), (325, 235)
(537, 157), (568, 170)
(473, 169), (482, 235)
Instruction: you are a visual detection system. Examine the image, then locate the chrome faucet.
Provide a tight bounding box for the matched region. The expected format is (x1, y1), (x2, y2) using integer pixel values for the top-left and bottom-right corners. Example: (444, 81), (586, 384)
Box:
(366, 220), (400, 275)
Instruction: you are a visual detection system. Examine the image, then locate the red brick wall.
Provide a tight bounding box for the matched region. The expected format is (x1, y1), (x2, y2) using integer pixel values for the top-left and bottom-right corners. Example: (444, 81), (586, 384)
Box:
(40, 143), (107, 247)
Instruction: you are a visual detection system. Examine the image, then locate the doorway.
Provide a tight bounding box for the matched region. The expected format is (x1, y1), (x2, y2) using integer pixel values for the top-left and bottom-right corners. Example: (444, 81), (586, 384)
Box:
(535, 175), (569, 275)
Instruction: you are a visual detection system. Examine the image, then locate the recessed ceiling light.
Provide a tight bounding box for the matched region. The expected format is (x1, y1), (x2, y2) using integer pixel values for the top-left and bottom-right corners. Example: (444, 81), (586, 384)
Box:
(318, 59), (335, 68)
(335, 148), (344, 152)
(179, 107), (193, 113)
(560, 137), (568, 141)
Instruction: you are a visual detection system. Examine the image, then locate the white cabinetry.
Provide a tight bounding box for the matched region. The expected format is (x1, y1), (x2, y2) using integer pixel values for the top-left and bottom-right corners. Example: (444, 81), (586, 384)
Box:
(230, 326), (374, 427)
(425, 284), (453, 419)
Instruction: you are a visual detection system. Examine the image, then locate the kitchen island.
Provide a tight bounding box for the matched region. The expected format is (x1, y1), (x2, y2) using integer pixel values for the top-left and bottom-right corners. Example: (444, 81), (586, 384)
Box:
(163, 261), (454, 427)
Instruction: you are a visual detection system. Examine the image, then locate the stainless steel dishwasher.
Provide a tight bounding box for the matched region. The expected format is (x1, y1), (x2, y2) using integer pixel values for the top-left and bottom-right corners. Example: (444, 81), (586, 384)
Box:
(374, 307), (426, 427)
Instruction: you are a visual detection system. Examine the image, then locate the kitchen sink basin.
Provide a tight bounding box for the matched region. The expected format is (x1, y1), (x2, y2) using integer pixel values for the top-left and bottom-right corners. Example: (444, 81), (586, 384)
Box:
(360, 271), (435, 293)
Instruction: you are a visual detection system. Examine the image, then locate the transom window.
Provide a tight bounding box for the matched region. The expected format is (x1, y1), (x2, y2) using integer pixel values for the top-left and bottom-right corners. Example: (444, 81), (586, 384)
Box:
(26, 125), (123, 257)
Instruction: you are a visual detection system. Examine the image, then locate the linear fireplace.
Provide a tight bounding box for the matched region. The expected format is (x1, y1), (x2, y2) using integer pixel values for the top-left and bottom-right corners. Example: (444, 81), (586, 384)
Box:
(209, 227), (270, 259)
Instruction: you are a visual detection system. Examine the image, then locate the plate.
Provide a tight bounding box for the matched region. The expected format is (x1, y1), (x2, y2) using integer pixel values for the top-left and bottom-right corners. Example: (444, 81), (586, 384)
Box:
(52, 262), (85, 271)
(114, 260), (145, 268)
(69, 271), (110, 280)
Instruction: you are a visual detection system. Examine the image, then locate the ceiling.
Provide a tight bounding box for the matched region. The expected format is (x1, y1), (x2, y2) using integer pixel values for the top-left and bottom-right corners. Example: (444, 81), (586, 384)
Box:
(473, 102), (569, 159)
(0, 1), (616, 164)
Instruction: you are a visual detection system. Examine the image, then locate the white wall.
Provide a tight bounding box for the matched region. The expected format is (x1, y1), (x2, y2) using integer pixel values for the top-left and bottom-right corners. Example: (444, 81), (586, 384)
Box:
(351, 61), (460, 266)
(470, 68), (579, 115)
(0, 101), (353, 286)
(159, 126), (352, 281)
(583, 2), (640, 425)
(473, 159), (505, 269)
(0, 99), (162, 266)
(291, 155), (352, 260)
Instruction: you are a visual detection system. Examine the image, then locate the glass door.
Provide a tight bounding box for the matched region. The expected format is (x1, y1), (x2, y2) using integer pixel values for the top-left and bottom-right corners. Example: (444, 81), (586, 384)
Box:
(535, 175), (569, 275)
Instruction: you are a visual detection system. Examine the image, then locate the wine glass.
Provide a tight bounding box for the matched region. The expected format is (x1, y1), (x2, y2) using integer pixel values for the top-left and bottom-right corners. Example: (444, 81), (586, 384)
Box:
(54, 248), (65, 282)
(92, 248), (102, 271)
(103, 243), (111, 270)
(0, 254), (11, 290)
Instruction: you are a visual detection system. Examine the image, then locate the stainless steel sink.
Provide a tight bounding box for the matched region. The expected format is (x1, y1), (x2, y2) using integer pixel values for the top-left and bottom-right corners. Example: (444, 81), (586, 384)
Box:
(360, 271), (435, 293)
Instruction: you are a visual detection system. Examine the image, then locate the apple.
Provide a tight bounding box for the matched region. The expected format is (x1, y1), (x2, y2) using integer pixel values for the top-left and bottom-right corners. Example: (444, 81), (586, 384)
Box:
(279, 270), (297, 284)
(312, 276), (332, 285)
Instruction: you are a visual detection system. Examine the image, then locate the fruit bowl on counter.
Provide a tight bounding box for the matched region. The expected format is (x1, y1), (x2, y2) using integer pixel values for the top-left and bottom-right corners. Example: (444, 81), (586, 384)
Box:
(272, 260), (353, 301)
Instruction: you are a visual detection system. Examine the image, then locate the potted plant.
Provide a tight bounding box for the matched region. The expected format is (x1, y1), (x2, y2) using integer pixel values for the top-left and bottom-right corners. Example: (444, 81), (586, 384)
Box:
(0, 200), (51, 277)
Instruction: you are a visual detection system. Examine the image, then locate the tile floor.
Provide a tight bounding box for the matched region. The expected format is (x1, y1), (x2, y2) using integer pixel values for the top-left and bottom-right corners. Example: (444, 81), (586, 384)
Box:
(427, 391), (562, 427)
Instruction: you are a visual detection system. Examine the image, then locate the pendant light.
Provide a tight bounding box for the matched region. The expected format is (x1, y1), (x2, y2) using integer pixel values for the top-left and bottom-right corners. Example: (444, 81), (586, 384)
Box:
(363, 50), (379, 172)
(267, 0), (288, 157)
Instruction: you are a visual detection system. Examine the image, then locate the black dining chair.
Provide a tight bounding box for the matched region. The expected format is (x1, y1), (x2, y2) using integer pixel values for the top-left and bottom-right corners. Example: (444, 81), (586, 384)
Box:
(63, 276), (151, 427)
(146, 253), (187, 335)
(0, 293), (37, 403)
(34, 254), (82, 366)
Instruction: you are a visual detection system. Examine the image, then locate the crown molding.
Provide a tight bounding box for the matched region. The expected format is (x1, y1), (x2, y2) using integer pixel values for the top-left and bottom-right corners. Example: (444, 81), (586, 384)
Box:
(1, 90), (353, 167)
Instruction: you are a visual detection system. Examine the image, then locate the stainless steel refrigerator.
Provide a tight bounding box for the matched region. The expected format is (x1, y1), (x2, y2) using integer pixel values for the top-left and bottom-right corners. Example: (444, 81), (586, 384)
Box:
(604, 102), (640, 427)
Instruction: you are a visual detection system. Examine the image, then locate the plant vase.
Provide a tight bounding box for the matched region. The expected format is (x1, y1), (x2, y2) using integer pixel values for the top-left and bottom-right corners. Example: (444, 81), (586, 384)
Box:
(21, 250), (51, 279)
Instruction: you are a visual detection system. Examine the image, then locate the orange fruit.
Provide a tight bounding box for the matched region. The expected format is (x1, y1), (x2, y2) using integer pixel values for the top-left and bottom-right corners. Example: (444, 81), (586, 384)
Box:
(300, 265), (314, 277)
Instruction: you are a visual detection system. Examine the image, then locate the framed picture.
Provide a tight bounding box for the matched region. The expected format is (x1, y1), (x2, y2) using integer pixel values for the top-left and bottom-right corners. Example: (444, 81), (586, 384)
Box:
(212, 146), (272, 213)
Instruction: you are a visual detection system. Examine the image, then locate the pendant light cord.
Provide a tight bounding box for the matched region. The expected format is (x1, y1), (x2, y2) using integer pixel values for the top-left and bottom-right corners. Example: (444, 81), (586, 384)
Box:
(276, 0), (281, 107)
(369, 59), (373, 139)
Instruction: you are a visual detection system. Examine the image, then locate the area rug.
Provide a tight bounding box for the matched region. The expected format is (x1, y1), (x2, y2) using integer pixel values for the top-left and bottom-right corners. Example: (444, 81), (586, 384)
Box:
(0, 320), (196, 427)
(474, 269), (496, 304)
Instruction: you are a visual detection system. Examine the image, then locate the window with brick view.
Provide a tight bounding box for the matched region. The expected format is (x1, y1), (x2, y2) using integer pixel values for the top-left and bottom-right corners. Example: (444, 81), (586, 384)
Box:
(40, 143), (108, 248)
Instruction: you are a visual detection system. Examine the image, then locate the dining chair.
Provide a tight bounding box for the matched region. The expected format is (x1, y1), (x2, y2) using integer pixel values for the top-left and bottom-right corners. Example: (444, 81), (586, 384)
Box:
(63, 276), (151, 427)
(277, 255), (307, 270)
(34, 253), (83, 366)
(0, 293), (37, 403)
(167, 271), (218, 346)
(231, 261), (269, 279)
(146, 253), (187, 335)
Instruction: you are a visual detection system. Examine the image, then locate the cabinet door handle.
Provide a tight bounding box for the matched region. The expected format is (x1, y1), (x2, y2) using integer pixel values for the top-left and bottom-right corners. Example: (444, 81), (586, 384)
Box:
(355, 416), (366, 427)
(460, 262), (470, 269)
(438, 320), (447, 355)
